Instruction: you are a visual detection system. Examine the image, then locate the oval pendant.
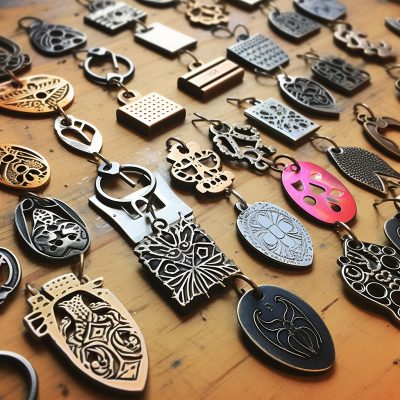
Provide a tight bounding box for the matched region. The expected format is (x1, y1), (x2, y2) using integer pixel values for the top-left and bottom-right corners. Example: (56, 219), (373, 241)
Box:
(24, 273), (148, 392)
(15, 195), (90, 261)
(237, 285), (335, 372)
(277, 74), (339, 117)
(236, 202), (313, 268)
(281, 161), (356, 224)
(0, 144), (50, 190)
(0, 74), (74, 115)
(0, 248), (21, 306)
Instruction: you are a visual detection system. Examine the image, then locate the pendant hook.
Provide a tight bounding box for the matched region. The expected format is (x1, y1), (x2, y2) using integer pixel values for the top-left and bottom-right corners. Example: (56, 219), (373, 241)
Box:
(211, 23), (249, 39)
(25, 283), (39, 296)
(226, 96), (260, 107)
(334, 221), (358, 242)
(135, 20), (150, 33)
(74, 252), (86, 281)
(385, 63), (400, 79)
(191, 113), (223, 128)
(2, 67), (24, 88)
(179, 49), (203, 70)
(374, 196), (400, 213)
(310, 134), (341, 151)
(254, 68), (277, 80)
(231, 273), (263, 300)
(53, 103), (72, 125)
(225, 188), (248, 210)
(297, 49), (321, 63)
(17, 16), (43, 30)
(353, 102), (376, 122)
(166, 137), (190, 153)
(272, 154), (301, 173)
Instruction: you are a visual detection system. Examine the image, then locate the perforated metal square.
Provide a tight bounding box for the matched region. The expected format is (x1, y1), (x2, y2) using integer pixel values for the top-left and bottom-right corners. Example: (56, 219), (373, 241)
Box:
(116, 92), (186, 134)
(244, 98), (320, 142)
(227, 34), (289, 72)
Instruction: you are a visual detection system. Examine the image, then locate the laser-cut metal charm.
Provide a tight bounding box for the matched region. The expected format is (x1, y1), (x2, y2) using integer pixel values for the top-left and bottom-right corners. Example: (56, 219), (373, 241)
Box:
(236, 281), (335, 372)
(227, 33), (289, 73)
(293, 0), (346, 22)
(134, 215), (240, 307)
(185, 0), (229, 28)
(84, 1), (147, 34)
(15, 195), (90, 261)
(277, 74), (339, 117)
(166, 140), (235, 194)
(24, 273), (148, 392)
(0, 74), (74, 115)
(386, 18), (400, 36)
(0, 248), (21, 306)
(268, 9), (320, 42)
(0, 145), (50, 190)
(0, 36), (31, 81)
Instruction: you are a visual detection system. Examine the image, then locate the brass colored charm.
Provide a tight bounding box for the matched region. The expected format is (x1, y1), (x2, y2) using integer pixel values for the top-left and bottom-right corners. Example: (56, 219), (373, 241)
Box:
(0, 74), (74, 115)
(24, 273), (148, 393)
(0, 145), (50, 190)
(185, 0), (229, 28)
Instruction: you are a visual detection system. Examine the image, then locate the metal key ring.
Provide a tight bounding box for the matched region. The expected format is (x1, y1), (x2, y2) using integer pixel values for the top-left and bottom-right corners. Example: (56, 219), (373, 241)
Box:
(0, 351), (38, 400)
(0, 248), (21, 306)
(83, 47), (135, 86)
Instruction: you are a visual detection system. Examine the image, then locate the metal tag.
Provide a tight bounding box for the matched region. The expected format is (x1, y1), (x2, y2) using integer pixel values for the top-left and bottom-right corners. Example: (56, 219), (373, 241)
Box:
(15, 195), (90, 260)
(178, 57), (244, 101)
(0, 248), (21, 306)
(281, 161), (357, 224)
(84, 1), (147, 34)
(24, 273), (148, 392)
(0, 36), (31, 81)
(134, 214), (240, 307)
(293, 0), (346, 22)
(236, 202), (313, 268)
(268, 11), (320, 42)
(134, 23), (197, 57)
(277, 74), (339, 117)
(244, 98), (320, 143)
(386, 18), (400, 36)
(227, 34), (289, 73)
(383, 213), (400, 250)
(237, 285), (335, 372)
(327, 146), (400, 195)
(338, 239), (400, 324)
(311, 55), (370, 95)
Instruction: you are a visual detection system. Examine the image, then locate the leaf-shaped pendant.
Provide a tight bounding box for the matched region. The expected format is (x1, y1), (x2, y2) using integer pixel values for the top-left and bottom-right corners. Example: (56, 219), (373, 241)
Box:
(15, 195), (90, 260)
(0, 144), (50, 190)
(327, 146), (400, 195)
(237, 284), (335, 372)
(337, 239), (400, 323)
(277, 74), (339, 117)
(0, 248), (21, 306)
(24, 273), (148, 392)
(236, 202), (313, 268)
(293, 0), (346, 22)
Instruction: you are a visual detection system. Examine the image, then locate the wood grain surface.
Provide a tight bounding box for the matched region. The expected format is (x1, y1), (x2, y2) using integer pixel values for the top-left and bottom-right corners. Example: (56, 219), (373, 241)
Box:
(1, 0), (400, 399)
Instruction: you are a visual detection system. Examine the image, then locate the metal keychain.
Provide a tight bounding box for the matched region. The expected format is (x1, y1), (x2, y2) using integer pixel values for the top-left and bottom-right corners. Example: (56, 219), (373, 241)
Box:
(0, 36), (31, 82)
(0, 248), (21, 306)
(293, 0), (346, 22)
(374, 197), (400, 250)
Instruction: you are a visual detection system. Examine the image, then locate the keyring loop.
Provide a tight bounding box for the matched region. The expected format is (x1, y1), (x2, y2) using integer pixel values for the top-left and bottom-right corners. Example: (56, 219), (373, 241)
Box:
(226, 96), (260, 106)
(135, 20), (150, 33)
(334, 221), (358, 241)
(191, 112), (223, 128)
(310, 135), (341, 151)
(179, 49), (203, 70)
(297, 50), (321, 63)
(231, 273), (263, 299)
(225, 188), (248, 210)
(233, 24), (250, 38)
(2, 68), (24, 87)
(353, 103), (376, 123)
(72, 48), (89, 62)
(385, 64), (400, 79)
(261, 2), (279, 15)
(17, 16), (43, 30)
(0, 351), (38, 400)
(92, 151), (112, 167)
(272, 154), (301, 173)
(166, 137), (190, 153)
(254, 68), (277, 79)
(211, 24), (249, 39)
(374, 197), (400, 213)
(328, 19), (352, 31)
(25, 283), (39, 296)
(52, 104), (72, 126)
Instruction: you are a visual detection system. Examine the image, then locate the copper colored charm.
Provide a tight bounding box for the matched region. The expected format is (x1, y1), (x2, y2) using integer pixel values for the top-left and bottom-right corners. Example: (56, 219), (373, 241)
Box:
(24, 273), (148, 392)
(0, 145), (50, 190)
(185, 0), (229, 28)
(0, 74), (74, 115)
(167, 140), (235, 194)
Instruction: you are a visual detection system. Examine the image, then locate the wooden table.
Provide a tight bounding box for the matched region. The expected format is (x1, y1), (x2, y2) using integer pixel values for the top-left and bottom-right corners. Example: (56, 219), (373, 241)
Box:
(1, 0), (400, 399)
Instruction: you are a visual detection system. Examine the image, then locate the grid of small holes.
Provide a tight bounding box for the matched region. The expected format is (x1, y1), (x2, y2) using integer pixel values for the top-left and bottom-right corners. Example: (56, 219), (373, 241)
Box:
(229, 34), (288, 71)
(122, 93), (181, 124)
(87, 4), (146, 28)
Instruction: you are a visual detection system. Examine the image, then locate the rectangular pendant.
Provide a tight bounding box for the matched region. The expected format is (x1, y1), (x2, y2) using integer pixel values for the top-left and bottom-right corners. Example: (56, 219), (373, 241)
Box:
(244, 98), (320, 142)
(177, 57), (244, 101)
(134, 23), (197, 57)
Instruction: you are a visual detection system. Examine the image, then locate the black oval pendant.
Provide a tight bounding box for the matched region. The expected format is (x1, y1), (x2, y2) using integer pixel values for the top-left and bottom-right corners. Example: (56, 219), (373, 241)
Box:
(15, 195), (90, 260)
(0, 248), (21, 306)
(237, 285), (335, 372)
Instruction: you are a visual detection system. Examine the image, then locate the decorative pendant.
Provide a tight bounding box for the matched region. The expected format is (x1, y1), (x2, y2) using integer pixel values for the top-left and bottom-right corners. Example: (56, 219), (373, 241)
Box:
(0, 144), (50, 190)
(268, 10), (320, 42)
(281, 161), (357, 224)
(24, 273), (148, 392)
(178, 57), (244, 101)
(235, 201), (313, 268)
(293, 0), (346, 22)
(0, 36), (31, 81)
(243, 98), (320, 143)
(134, 23), (197, 57)
(338, 238), (400, 323)
(185, 0), (229, 27)
(166, 140), (235, 194)
(327, 146), (400, 195)
(385, 18), (400, 36)
(0, 248), (21, 306)
(84, 0), (147, 34)
(208, 122), (276, 172)
(236, 283), (335, 372)
(310, 55), (370, 95)
(227, 33), (289, 73)
(277, 74), (339, 117)
(15, 195), (90, 260)
(0, 74), (74, 115)
(134, 215), (240, 307)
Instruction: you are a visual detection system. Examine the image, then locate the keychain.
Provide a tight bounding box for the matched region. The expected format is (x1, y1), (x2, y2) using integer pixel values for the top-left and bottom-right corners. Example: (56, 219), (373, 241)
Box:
(374, 197), (400, 250)
(297, 50), (371, 95)
(0, 248), (21, 306)
(293, 0), (346, 22)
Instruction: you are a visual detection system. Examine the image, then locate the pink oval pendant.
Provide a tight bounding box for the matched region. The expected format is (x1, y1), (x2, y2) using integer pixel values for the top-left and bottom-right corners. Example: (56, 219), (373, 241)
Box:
(281, 161), (357, 224)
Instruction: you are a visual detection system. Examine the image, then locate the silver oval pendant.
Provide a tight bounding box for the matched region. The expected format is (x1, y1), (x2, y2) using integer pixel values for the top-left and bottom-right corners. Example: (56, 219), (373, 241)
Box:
(237, 285), (335, 373)
(236, 202), (313, 268)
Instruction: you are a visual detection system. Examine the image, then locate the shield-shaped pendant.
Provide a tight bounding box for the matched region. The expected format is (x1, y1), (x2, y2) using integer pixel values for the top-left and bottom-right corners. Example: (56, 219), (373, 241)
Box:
(24, 273), (148, 392)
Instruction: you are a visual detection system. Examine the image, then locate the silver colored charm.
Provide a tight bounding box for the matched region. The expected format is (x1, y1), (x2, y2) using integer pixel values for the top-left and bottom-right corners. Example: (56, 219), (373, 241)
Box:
(134, 215), (240, 307)
(0, 248), (21, 306)
(293, 0), (346, 22)
(386, 18), (400, 36)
